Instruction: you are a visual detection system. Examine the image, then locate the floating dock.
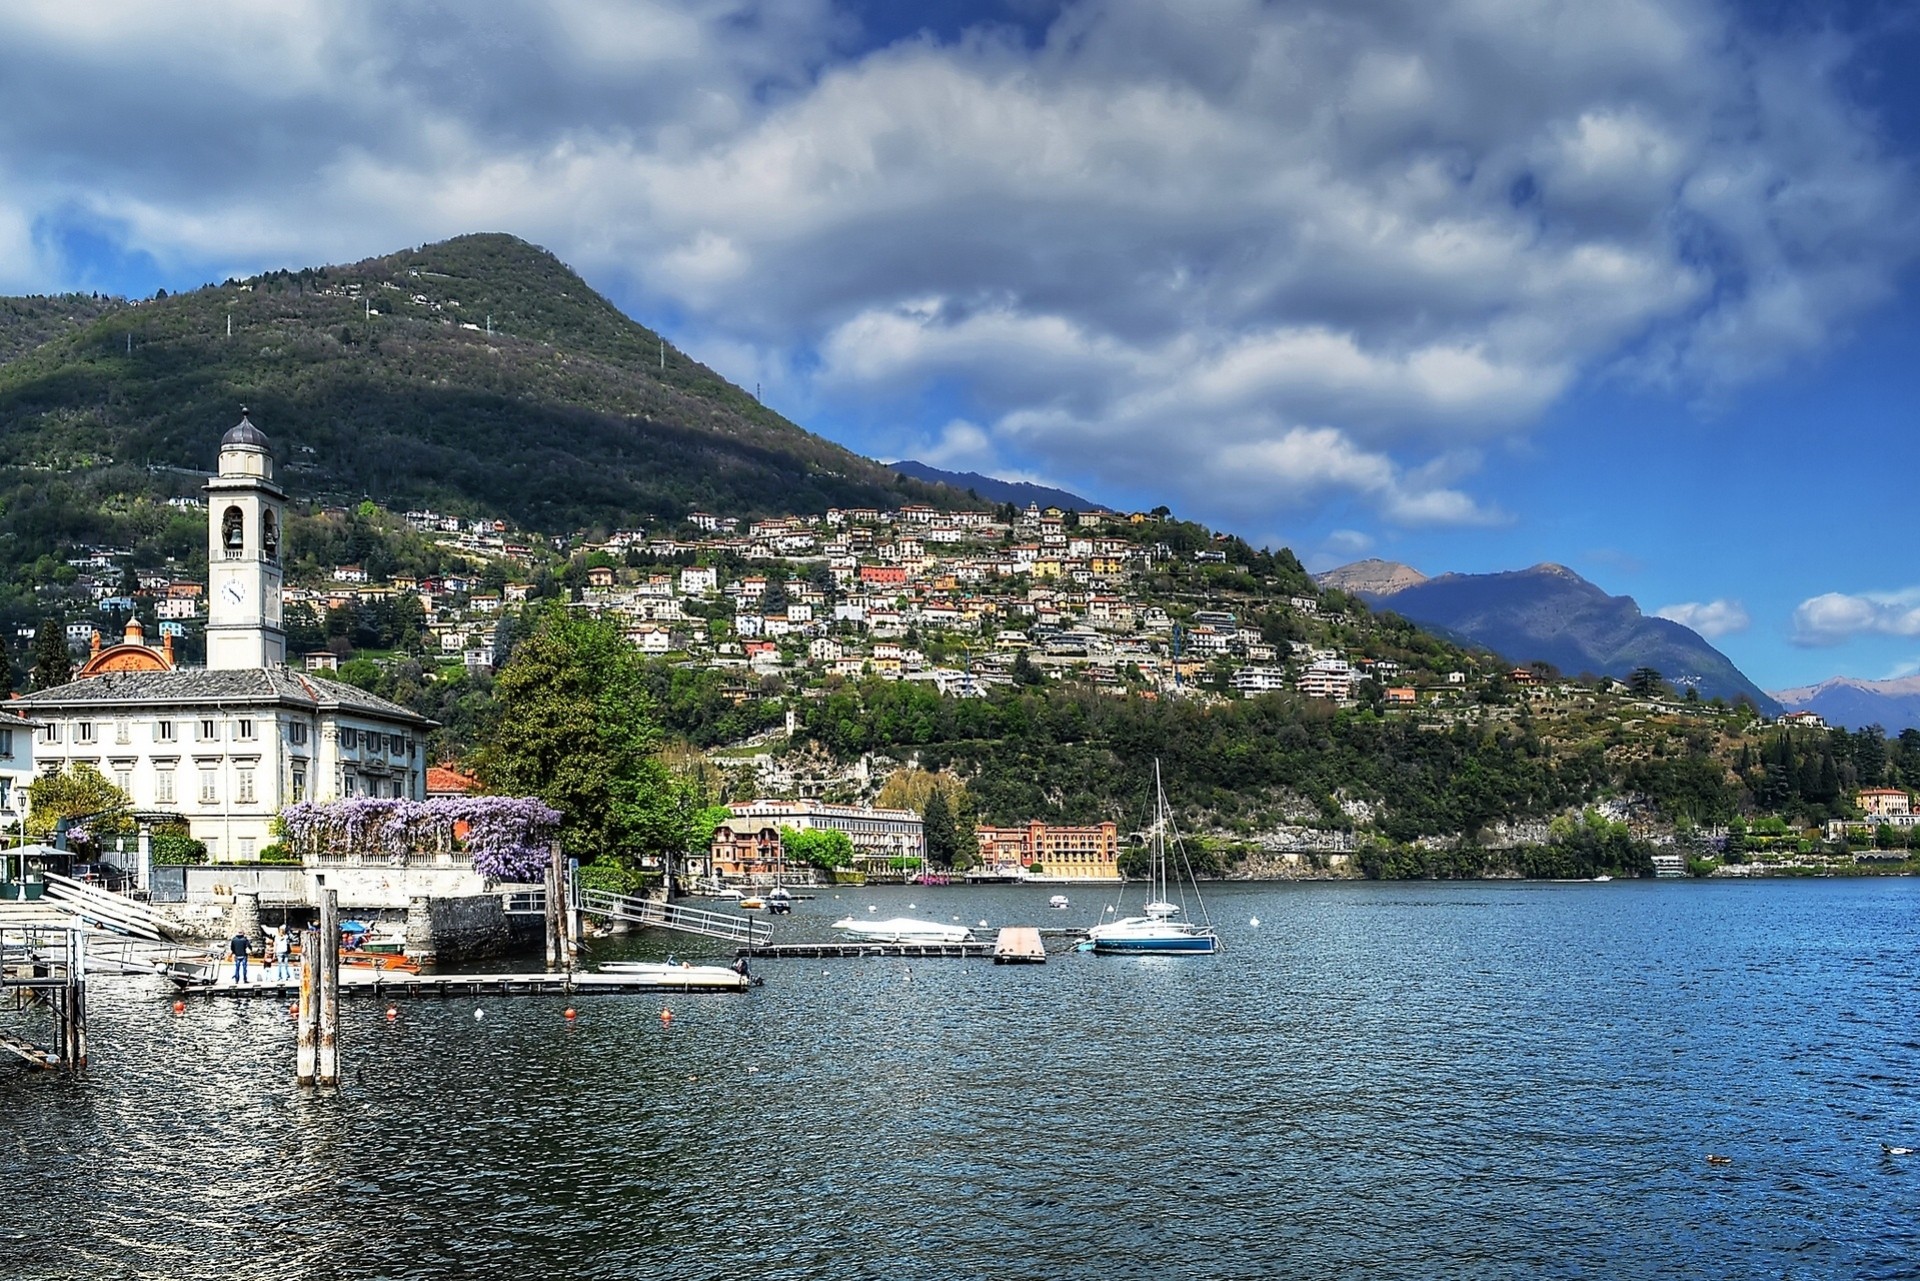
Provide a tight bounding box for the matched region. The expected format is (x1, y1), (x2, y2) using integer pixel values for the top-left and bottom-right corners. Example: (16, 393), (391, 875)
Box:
(992, 927), (1047, 964)
(166, 965), (751, 997)
(737, 941), (992, 959)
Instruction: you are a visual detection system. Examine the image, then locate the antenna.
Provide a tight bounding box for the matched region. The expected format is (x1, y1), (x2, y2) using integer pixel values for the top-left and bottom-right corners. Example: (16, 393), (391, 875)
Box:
(659, 338), (665, 371)
(226, 313), (232, 339)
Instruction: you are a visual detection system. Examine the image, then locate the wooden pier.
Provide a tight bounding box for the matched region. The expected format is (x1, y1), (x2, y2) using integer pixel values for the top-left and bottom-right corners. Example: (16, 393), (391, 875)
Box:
(737, 940), (992, 960)
(170, 965), (751, 997)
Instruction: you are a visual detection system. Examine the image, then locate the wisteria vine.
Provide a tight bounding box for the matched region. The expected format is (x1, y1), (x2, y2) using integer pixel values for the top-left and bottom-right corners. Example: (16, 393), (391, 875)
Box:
(279, 796), (562, 881)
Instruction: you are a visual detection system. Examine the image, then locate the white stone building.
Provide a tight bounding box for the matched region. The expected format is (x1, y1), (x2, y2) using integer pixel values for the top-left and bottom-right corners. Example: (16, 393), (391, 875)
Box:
(15, 412), (432, 861)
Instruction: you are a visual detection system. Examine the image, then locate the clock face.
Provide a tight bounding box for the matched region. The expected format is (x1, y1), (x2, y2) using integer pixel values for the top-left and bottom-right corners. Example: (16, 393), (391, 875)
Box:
(222, 580), (246, 606)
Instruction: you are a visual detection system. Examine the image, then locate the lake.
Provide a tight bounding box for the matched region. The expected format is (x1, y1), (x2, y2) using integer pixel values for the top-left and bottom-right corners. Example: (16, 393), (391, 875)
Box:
(3, 878), (1917, 1279)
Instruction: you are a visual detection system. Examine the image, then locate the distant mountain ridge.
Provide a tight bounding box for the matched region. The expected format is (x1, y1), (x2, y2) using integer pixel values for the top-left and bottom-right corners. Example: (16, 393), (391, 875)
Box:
(1316, 558), (1428, 597)
(887, 460), (1100, 512)
(1771, 675), (1920, 732)
(1319, 560), (1780, 711)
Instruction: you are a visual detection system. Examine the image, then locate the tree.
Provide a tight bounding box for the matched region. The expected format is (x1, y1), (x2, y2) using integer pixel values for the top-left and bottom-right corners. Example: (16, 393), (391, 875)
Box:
(780, 826), (853, 870)
(922, 785), (959, 868)
(30, 619), (71, 690)
(0, 638), (13, 694)
(1627, 667), (1664, 697)
(475, 606), (679, 867)
(26, 764), (134, 847)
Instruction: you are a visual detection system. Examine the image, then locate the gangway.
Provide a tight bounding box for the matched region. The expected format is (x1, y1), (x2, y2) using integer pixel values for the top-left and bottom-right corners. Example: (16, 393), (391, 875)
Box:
(41, 874), (173, 941)
(575, 887), (772, 947)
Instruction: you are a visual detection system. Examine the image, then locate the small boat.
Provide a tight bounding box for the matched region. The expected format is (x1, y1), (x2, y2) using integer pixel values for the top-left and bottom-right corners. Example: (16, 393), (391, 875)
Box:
(1593, 874), (1613, 883)
(766, 886), (793, 915)
(1048, 894), (1071, 910)
(738, 896), (766, 910)
(599, 960), (740, 979)
(1080, 761), (1218, 956)
(831, 916), (974, 944)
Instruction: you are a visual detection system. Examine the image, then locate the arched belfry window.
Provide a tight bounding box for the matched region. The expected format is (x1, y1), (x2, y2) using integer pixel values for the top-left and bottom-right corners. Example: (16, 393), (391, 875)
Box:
(222, 506), (245, 557)
(262, 509), (280, 563)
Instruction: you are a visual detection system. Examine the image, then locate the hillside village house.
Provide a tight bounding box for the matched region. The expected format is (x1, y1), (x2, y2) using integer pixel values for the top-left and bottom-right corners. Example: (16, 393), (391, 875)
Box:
(15, 413), (432, 861)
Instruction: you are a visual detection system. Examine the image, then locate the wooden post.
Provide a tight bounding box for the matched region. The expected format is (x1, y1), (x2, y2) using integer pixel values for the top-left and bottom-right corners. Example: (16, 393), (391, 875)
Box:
(68, 929), (87, 1073)
(565, 857), (581, 971)
(543, 855), (560, 973)
(317, 889), (340, 1088)
(296, 926), (317, 1086)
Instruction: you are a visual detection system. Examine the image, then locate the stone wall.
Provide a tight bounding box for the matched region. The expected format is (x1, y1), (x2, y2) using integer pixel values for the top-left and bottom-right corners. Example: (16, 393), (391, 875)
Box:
(404, 894), (513, 964)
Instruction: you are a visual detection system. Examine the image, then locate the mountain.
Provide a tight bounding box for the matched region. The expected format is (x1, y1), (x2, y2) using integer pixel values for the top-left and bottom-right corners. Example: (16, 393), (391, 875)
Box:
(887, 460), (1101, 512)
(1323, 561), (1780, 711)
(1315, 558), (1427, 597)
(1771, 675), (1920, 732)
(0, 233), (953, 535)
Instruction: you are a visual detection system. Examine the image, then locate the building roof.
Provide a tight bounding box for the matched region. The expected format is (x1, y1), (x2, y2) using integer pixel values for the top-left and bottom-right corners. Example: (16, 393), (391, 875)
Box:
(13, 667), (434, 727)
(426, 763), (480, 795)
(221, 409), (271, 450)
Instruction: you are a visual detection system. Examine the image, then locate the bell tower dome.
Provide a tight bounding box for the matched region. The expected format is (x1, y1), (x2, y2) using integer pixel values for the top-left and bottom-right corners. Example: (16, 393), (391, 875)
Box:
(204, 407), (287, 669)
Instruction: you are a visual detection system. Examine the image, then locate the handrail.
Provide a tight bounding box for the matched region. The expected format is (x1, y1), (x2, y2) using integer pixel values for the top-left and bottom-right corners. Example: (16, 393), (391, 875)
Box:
(576, 887), (772, 945)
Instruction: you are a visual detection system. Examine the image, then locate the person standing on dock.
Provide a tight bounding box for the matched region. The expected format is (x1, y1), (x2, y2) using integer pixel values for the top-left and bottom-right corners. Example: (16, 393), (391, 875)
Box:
(229, 930), (252, 984)
(273, 927), (292, 982)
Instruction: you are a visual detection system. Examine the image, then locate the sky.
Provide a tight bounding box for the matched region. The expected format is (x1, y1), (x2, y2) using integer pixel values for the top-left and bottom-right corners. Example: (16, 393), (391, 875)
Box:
(1, 0), (1917, 693)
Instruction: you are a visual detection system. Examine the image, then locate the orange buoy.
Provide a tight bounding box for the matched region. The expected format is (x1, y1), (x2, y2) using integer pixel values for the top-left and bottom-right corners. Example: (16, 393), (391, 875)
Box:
(171, 999), (185, 1014)
(287, 1003), (297, 1015)
(660, 1007), (674, 1024)
(386, 1006), (398, 1021)
(563, 1007), (577, 1020)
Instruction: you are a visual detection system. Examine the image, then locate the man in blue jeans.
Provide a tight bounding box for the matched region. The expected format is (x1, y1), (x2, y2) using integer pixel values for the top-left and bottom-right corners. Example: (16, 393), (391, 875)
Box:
(229, 930), (252, 983)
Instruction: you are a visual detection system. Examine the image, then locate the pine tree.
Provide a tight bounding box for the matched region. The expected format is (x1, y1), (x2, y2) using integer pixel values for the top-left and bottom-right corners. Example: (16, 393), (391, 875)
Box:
(922, 785), (957, 869)
(30, 619), (71, 691)
(0, 639), (13, 695)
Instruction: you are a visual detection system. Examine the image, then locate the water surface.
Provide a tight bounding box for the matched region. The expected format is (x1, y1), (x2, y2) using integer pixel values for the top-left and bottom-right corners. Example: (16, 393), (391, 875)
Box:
(4, 879), (1916, 1279)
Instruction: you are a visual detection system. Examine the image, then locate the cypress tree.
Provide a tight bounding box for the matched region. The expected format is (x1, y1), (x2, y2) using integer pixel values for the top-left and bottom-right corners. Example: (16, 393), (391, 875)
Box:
(922, 785), (956, 869)
(30, 619), (71, 691)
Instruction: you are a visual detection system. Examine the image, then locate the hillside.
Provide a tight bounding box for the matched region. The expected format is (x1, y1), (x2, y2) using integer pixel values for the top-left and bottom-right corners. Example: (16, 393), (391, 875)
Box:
(0, 234), (951, 535)
(1342, 562), (1780, 711)
(887, 460), (1102, 511)
(1773, 675), (1920, 732)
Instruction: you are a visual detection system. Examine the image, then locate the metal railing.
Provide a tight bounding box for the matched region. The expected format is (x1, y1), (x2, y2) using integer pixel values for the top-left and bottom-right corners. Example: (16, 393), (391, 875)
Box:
(41, 874), (171, 941)
(576, 887), (772, 946)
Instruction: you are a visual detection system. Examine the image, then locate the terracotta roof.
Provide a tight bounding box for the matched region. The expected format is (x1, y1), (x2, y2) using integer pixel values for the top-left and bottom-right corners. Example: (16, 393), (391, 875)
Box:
(427, 764), (480, 795)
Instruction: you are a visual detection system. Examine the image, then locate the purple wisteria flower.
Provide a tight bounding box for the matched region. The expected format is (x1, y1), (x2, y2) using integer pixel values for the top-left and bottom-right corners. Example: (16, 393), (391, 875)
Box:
(280, 795), (561, 881)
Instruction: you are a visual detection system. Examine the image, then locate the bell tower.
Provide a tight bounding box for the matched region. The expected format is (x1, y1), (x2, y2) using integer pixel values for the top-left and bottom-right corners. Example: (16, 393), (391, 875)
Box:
(204, 408), (287, 669)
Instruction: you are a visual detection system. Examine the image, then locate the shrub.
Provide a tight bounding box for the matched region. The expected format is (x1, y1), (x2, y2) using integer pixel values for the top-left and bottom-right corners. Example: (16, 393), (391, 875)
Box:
(152, 831), (208, 865)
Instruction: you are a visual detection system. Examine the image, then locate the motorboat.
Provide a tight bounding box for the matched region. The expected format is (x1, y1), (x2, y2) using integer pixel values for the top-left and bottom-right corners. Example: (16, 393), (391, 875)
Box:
(831, 916), (975, 944)
(766, 886), (793, 914)
(1048, 894), (1071, 910)
(739, 895), (766, 910)
(1080, 761), (1218, 956)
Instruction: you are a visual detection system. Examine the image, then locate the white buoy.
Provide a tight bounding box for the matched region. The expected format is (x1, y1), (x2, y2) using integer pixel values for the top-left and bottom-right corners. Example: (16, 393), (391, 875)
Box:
(867, 905), (878, 913)
(978, 920), (988, 927)
(474, 1009), (485, 1021)
(1250, 916), (1261, 927)
(907, 903), (917, 909)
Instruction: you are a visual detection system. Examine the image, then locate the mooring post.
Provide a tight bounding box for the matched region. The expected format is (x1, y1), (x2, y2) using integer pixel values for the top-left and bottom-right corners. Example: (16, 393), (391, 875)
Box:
(544, 856), (560, 973)
(317, 889), (340, 1088)
(296, 926), (317, 1086)
(566, 857), (581, 971)
(68, 928), (87, 1073)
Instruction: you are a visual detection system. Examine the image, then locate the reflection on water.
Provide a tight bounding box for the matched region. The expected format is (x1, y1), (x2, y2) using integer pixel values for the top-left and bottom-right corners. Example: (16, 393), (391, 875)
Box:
(4, 880), (1918, 1279)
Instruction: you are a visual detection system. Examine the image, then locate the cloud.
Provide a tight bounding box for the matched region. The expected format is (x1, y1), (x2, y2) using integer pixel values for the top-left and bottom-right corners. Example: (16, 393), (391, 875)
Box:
(1791, 589), (1920, 647)
(1654, 599), (1751, 639)
(0, 0), (1910, 529)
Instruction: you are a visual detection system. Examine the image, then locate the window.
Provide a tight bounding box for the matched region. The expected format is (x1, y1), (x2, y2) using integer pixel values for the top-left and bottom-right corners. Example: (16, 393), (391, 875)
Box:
(238, 837), (256, 860)
(221, 505), (245, 557)
(237, 768), (255, 804)
(113, 768), (132, 795)
(199, 769), (218, 804)
(40, 724), (58, 744)
(236, 719), (255, 741)
(198, 719), (217, 742)
(114, 720), (130, 745)
(291, 770), (306, 803)
(287, 722), (308, 746)
(156, 770), (175, 804)
(204, 837), (219, 861)
(342, 770), (357, 797)
(0, 728), (11, 757)
(340, 728), (357, 750)
(76, 722), (95, 744)
(155, 721), (176, 743)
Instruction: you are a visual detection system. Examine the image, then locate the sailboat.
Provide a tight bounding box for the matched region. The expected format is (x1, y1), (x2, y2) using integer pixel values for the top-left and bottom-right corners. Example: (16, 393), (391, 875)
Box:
(1079, 762), (1218, 955)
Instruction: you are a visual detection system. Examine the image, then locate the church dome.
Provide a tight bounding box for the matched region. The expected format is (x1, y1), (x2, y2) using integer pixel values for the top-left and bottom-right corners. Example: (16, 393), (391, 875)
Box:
(222, 408), (270, 450)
